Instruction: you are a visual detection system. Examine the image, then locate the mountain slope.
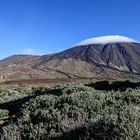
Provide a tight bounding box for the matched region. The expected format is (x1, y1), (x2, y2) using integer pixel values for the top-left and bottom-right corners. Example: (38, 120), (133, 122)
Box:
(0, 35), (140, 80)
(44, 42), (140, 73)
(0, 55), (42, 67)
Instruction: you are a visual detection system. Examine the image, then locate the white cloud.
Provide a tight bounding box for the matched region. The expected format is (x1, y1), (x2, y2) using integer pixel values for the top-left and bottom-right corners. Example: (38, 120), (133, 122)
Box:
(22, 48), (42, 55)
(75, 35), (139, 46)
(21, 48), (53, 55)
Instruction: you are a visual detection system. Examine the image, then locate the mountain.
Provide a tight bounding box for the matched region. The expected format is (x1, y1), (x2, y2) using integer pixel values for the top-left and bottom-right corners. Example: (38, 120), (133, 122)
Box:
(1, 35), (140, 81)
(45, 36), (140, 73)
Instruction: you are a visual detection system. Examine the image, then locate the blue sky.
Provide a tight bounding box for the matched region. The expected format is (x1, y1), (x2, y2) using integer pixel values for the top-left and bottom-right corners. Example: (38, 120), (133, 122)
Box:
(0, 0), (140, 59)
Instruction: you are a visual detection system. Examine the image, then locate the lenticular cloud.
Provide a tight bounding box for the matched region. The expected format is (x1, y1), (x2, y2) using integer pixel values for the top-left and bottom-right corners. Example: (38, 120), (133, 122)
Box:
(75, 35), (138, 46)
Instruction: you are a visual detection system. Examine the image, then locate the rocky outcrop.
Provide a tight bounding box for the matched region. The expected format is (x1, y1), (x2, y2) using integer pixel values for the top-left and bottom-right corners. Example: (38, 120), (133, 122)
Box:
(0, 74), (8, 82)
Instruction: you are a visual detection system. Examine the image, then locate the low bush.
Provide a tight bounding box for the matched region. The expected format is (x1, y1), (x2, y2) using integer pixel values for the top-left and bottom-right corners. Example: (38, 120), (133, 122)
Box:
(0, 109), (9, 118)
(1, 84), (140, 139)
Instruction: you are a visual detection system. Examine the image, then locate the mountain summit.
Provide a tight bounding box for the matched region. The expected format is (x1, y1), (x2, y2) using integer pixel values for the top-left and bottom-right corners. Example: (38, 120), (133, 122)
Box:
(0, 35), (140, 80)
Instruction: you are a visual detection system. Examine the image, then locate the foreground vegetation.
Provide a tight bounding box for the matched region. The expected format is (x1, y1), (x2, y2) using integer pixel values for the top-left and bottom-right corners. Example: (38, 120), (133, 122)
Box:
(0, 81), (140, 139)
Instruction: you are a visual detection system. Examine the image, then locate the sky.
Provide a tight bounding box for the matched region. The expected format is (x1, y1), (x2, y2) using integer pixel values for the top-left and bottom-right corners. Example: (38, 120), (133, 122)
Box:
(0, 0), (140, 59)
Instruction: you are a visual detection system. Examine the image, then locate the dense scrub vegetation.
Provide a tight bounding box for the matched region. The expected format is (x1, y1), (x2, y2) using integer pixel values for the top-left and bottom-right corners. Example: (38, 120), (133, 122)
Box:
(0, 109), (9, 118)
(0, 81), (140, 140)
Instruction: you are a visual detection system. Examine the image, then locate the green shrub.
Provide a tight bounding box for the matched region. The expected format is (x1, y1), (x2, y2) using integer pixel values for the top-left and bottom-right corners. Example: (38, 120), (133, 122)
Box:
(0, 109), (9, 118)
(1, 83), (140, 139)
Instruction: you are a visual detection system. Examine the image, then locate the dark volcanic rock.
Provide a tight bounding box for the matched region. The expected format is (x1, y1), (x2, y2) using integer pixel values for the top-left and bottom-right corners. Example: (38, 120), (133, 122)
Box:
(45, 43), (140, 74)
